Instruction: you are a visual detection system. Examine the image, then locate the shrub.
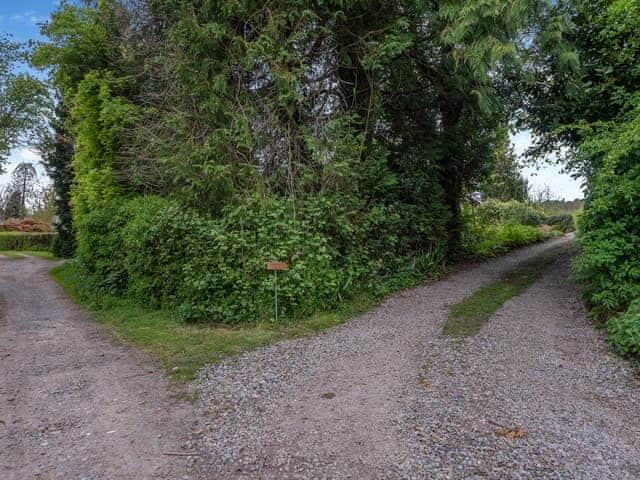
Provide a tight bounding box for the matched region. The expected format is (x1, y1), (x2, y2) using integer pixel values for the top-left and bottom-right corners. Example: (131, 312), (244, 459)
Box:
(475, 200), (544, 227)
(469, 224), (545, 257)
(0, 232), (57, 251)
(75, 194), (448, 324)
(462, 199), (548, 257)
(606, 299), (640, 358)
(545, 214), (574, 233)
(573, 161), (640, 317)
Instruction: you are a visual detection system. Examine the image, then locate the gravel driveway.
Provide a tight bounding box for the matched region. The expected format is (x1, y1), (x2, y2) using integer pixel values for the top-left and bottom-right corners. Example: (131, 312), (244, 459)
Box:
(0, 257), (197, 480)
(194, 235), (640, 479)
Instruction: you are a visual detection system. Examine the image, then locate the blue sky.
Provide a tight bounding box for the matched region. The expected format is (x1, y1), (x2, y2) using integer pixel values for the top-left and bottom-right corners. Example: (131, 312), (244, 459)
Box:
(1, 1), (584, 200)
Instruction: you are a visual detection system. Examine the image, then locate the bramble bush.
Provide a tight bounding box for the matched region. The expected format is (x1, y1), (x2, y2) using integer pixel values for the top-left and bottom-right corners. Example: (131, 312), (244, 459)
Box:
(572, 103), (640, 330)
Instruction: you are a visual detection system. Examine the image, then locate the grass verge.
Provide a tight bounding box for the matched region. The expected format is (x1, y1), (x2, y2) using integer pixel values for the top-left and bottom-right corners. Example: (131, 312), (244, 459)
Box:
(0, 251), (26, 259)
(51, 260), (444, 382)
(0, 251), (58, 260)
(442, 244), (568, 337)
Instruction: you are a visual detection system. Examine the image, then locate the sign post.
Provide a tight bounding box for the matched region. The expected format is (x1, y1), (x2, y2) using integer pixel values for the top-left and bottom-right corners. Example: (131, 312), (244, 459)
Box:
(266, 262), (288, 322)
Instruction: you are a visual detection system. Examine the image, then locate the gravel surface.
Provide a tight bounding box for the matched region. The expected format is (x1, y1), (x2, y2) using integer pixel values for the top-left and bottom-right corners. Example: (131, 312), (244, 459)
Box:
(194, 235), (640, 479)
(0, 257), (197, 480)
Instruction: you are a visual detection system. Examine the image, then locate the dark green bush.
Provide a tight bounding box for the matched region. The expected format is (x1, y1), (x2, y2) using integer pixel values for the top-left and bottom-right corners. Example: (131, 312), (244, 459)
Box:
(0, 232), (57, 251)
(606, 299), (640, 358)
(75, 194), (448, 324)
(75, 203), (129, 294)
(573, 162), (640, 317)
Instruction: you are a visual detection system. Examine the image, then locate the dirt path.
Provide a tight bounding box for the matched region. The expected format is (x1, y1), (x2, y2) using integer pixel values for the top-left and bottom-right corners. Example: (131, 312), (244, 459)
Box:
(0, 257), (197, 480)
(193, 235), (640, 479)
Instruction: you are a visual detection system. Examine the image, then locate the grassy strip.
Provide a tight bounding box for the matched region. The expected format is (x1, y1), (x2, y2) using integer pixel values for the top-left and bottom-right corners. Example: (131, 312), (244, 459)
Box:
(0, 251), (26, 259)
(442, 244), (567, 337)
(51, 261), (439, 382)
(0, 251), (59, 260)
(21, 251), (59, 260)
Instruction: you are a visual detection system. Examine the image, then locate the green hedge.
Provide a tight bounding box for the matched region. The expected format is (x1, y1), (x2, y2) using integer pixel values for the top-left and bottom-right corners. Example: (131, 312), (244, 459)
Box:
(0, 232), (57, 251)
(76, 195), (448, 324)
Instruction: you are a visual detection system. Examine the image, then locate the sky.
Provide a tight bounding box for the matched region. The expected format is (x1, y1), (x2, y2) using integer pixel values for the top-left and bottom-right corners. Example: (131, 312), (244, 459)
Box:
(1, 0), (585, 200)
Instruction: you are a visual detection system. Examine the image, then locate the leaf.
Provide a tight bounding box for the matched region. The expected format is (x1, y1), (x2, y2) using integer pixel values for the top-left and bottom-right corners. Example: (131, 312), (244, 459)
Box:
(494, 427), (526, 443)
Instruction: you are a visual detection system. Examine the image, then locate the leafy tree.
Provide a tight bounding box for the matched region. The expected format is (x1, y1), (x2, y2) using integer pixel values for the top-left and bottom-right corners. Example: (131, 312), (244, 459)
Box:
(482, 128), (530, 202)
(0, 35), (50, 169)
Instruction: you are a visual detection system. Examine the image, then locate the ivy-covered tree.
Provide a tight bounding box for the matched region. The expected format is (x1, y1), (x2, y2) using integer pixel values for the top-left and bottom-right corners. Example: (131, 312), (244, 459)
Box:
(40, 102), (76, 257)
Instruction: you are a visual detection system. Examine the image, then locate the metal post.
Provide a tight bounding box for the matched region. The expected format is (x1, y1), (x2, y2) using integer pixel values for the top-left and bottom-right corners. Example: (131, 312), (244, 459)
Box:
(274, 270), (278, 322)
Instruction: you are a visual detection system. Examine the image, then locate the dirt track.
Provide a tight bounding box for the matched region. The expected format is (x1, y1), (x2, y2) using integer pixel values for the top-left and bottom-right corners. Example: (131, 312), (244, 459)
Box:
(0, 257), (196, 480)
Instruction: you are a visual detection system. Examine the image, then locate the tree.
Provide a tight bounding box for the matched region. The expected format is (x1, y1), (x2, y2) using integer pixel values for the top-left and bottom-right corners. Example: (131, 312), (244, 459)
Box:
(40, 101), (76, 257)
(10, 162), (38, 216)
(482, 128), (530, 202)
(0, 35), (50, 169)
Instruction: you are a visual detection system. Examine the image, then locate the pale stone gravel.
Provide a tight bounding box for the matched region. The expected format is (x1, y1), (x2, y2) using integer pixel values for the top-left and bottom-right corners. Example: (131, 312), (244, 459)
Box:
(193, 235), (640, 479)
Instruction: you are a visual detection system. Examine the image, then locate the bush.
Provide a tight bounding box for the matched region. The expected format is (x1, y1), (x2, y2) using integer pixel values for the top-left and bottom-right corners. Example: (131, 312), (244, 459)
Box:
(75, 195), (448, 324)
(545, 214), (575, 233)
(464, 223), (545, 257)
(462, 199), (549, 257)
(475, 200), (544, 227)
(573, 162), (640, 317)
(0, 232), (57, 251)
(606, 299), (640, 358)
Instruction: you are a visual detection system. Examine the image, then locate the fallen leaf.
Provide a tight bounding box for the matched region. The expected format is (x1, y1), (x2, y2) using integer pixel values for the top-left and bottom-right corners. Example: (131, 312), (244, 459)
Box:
(495, 427), (526, 443)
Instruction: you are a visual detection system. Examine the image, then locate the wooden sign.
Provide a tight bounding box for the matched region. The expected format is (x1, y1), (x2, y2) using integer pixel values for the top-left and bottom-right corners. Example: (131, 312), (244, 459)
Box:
(266, 261), (289, 271)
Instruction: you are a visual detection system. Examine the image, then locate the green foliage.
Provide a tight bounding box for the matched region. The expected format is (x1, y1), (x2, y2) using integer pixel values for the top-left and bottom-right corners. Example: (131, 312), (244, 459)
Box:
(464, 223), (545, 258)
(475, 199), (544, 227)
(462, 199), (548, 257)
(0, 35), (50, 166)
(606, 299), (640, 358)
(41, 102), (75, 258)
(482, 127), (530, 202)
(546, 214), (575, 233)
(75, 194), (448, 324)
(34, 0), (567, 325)
(0, 232), (57, 251)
